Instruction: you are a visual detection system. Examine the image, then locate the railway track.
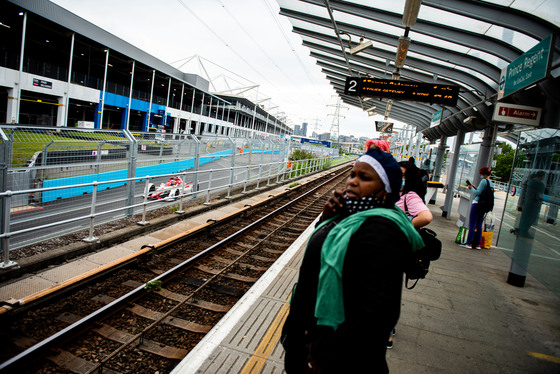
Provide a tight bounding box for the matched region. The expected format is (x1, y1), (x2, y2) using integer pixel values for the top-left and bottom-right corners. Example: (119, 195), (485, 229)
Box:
(0, 167), (350, 373)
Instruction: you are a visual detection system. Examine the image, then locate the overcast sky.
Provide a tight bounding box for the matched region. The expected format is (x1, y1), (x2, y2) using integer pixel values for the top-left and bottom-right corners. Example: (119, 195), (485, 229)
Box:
(50, 0), (408, 139)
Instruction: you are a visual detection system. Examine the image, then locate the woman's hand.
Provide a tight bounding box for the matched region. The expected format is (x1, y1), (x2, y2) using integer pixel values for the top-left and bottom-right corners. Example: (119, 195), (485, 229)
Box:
(321, 189), (345, 221)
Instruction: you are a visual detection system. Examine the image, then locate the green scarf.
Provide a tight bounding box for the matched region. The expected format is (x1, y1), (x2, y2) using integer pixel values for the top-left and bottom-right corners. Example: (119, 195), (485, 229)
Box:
(313, 207), (424, 329)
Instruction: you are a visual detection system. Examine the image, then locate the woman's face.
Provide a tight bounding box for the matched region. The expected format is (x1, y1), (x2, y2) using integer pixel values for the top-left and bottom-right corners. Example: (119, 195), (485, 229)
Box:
(345, 161), (385, 199)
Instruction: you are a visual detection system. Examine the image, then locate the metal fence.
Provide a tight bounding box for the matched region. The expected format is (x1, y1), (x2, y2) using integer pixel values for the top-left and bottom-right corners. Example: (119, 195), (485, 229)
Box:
(0, 125), (339, 268)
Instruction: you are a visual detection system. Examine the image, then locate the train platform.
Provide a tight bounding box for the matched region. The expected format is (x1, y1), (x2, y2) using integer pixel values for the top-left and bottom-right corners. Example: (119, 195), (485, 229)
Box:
(173, 191), (560, 374)
(1, 167), (559, 373)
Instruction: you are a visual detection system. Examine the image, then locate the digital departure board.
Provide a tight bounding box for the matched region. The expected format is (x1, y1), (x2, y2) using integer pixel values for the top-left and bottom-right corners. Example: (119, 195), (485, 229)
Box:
(344, 77), (460, 106)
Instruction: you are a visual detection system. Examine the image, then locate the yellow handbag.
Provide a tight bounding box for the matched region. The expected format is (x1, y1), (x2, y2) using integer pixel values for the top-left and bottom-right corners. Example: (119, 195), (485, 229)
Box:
(481, 231), (493, 249)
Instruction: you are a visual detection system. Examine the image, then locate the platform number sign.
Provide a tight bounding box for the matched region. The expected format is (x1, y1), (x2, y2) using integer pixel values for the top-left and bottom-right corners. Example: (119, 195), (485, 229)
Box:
(345, 78), (360, 95)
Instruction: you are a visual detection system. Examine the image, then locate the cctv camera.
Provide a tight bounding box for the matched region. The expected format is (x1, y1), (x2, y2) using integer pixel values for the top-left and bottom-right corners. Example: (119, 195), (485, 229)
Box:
(350, 40), (372, 55)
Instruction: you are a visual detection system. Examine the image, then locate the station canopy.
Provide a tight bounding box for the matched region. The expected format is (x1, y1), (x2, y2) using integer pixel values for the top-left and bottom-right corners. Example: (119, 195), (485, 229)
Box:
(277, 0), (560, 141)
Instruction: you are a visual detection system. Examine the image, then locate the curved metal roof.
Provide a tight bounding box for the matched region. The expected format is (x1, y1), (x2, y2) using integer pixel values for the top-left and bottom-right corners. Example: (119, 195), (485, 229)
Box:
(277, 0), (560, 141)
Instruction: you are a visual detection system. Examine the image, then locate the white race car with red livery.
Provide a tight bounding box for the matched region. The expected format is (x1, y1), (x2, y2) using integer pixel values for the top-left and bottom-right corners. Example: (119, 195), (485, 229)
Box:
(147, 176), (193, 200)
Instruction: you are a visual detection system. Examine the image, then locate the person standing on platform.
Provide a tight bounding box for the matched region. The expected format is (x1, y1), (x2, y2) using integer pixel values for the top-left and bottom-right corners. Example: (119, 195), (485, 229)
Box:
(419, 160), (431, 202)
(364, 139), (390, 153)
(517, 171), (546, 237)
(462, 167), (493, 250)
(507, 171), (546, 286)
(387, 160), (433, 348)
(281, 148), (424, 373)
(398, 161), (431, 210)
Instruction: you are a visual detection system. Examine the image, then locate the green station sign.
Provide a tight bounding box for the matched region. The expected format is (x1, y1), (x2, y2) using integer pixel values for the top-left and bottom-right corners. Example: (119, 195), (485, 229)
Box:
(498, 34), (554, 99)
(430, 109), (442, 128)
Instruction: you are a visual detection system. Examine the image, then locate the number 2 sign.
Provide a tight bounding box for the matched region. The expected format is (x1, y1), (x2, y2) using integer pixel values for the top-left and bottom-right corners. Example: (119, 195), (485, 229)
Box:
(344, 77), (360, 95)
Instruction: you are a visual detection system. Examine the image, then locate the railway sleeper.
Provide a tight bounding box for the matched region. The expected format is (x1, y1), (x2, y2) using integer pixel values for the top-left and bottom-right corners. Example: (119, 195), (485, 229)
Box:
(210, 256), (268, 272)
(47, 349), (120, 374)
(225, 248), (244, 256)
(183, 277), (245, 297)
(237, 262), (267, 272)
(290, 221), (315, 230)
(251, 255), (276, 263)
(281, 228), (303, 235)
(235, 242), (255, 250)
(95, 286), (231, 313)
(262, 240), (289, 248)
(195, 265), (258, 283)
(126, 304), (212, 334)
(56, 303), (212, 336)
(49, 312), (191, 368)
(93, 324), (188, 360)
(262, 248), (284, 255)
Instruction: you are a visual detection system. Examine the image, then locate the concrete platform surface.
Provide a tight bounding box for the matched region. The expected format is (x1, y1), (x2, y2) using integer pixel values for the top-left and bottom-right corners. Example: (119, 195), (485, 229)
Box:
(174, 191), (560, 374)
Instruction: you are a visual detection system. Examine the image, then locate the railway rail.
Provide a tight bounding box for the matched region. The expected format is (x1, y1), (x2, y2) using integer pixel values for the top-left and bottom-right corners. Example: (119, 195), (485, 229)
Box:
(0, 166), (350, 373)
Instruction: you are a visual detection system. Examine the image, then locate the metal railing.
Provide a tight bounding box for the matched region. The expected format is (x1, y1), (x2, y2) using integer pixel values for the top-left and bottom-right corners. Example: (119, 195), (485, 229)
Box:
(0, 124), (338, 268)
(490, 180), (508, 192)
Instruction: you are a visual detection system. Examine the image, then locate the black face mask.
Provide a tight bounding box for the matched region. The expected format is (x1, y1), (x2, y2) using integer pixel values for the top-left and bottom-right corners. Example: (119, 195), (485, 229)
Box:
(343, 189), (385, 215)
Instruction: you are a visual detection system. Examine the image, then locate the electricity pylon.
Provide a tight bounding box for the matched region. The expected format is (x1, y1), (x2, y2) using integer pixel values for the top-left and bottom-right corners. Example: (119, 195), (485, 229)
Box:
(327, 97), (348, 148)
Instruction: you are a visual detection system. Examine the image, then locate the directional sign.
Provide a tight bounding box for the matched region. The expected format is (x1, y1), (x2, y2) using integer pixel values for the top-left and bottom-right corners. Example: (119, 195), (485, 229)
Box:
(492, 102), (542, 126)
(498, 34), (554, 99)
(344, 77), (459, 106)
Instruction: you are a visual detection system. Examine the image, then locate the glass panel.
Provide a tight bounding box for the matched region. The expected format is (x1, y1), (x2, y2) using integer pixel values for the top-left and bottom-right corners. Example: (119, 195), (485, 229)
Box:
(343, 0), (405, 13)
(496, 128), (560, 296)
(406, 51), (499, 88)
(277, 0), (327, 16)
(419, 6), (494, 35)
(453, 143), (481, 195)
(484, 25), (539, 51)
(408, 31), (507, 68)
(290, 19), (338, 37)
(481, 0), (560, 28)
(333, 11), (403, 37)
(419, 6), (539, 51)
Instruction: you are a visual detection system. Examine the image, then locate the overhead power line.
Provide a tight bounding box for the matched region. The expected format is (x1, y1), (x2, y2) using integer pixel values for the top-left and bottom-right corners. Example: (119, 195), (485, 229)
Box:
(175, 0), (276, 89)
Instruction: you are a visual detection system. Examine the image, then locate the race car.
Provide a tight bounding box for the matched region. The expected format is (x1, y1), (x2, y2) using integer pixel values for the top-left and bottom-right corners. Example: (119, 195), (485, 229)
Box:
(147, 176), (193, 200)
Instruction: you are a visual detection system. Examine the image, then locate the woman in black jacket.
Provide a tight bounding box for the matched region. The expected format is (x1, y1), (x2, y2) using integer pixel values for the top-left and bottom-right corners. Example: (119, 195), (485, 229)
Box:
(281, 148), (423, 373)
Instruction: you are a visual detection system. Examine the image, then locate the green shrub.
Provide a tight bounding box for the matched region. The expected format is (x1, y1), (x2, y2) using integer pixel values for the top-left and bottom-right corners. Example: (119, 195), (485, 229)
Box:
(144, 280), (162, 293)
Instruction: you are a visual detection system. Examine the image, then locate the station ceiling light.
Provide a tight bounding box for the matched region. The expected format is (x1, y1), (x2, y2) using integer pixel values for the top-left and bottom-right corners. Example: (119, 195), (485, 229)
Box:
(395, 36), (411, 68)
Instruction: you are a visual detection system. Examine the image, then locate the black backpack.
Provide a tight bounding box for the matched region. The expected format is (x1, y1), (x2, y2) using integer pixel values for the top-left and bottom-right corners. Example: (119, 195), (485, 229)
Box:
(404, 227), (442, 289)
(477, 180), (494, 213)
(402, 197), (442, 289)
